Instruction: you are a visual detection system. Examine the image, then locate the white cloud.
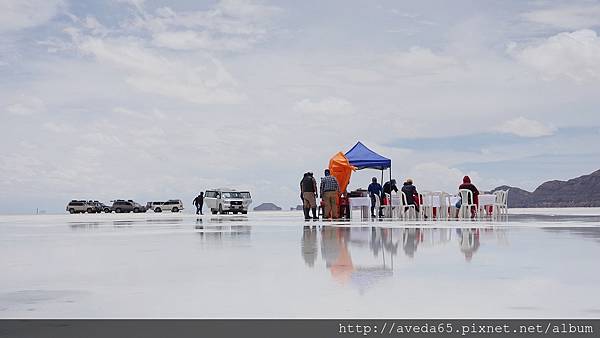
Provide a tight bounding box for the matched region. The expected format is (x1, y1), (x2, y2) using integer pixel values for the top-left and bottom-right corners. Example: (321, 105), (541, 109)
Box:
(4, 95), (46, 116)
(0, 0), (63, 33)
(152, 30), (255, 51)
(386, 47), (458, 75)
(509, 29), (600, 82)
(293, 97), (355, 116)
(126, 0), (280, 52)
(71, 34), (244, 104)
(496, 117), (556, 138)
(42, 122), (73, 133)
(522, 5), (600, 30)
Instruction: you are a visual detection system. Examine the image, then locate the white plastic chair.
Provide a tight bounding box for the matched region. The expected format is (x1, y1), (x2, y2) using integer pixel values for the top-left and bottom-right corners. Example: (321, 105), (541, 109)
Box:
(421, 191), (437, 220)
(438, 192), (450, 220)
(492, 189), (509, 217)
(399, 191), (417, 220)
(458, 189), (477, 219)
(419, 193), (431, 220)
(382, 193), (393, 218)
(373, 194), (381, 219)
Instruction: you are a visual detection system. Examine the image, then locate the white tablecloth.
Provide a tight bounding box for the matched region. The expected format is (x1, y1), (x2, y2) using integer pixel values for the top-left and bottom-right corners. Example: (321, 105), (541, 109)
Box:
(478, 194), (496, 206)
(423, 195), (460, 208)
(349, 197), (371, 208)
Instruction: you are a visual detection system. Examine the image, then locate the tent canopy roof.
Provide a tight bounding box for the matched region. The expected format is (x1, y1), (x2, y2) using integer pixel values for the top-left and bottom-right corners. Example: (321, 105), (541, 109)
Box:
(344, 141), (391, 170)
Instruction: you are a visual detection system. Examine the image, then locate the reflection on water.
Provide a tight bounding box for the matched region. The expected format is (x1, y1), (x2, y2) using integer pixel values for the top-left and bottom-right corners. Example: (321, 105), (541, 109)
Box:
(301, 226), (509, 291)
(3, 212), (600, 317)
(68, 218), (186, 228)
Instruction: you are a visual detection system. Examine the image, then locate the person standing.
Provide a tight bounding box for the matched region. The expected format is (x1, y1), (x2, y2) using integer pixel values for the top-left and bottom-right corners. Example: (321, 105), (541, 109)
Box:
(367, 177), (383, 218)
(382, 179), (398, 203)
(300, 172), (318, 221)
(320, 169), (340, 220)
(193, 192), (204, 215)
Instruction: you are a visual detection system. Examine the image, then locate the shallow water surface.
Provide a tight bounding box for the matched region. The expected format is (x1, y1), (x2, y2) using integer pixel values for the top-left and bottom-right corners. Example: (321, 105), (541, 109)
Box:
(1, 211), (600, 318)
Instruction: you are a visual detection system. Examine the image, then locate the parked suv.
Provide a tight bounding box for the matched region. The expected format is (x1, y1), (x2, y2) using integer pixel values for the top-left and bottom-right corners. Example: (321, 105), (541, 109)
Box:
(205, 189), (252, 214)
(110, 200), (147, 213)
(66, 200), (94, 214)
(87, 200), (111, 213)
(147, 200), (184, 213)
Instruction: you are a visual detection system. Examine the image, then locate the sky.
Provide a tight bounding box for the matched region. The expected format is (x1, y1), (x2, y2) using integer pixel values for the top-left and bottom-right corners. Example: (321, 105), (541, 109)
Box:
(1, 0), (600, 213)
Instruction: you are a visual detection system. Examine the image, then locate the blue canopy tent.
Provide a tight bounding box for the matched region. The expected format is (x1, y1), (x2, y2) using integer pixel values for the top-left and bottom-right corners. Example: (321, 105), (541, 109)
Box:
(345, 141), (391, 170)
(344, 141), (392, 192)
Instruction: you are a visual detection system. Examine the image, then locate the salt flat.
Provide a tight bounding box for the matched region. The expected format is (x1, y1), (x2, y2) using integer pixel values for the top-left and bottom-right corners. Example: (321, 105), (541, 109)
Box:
(1, 209), (600, 318)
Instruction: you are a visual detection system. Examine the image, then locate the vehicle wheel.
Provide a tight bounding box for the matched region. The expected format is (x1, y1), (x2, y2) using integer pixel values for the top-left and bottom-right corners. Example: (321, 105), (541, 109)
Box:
(241, 211), (247, 215)
(115, 208), (122, 213)
(69, 208), (75, 214)
(87, 208), (93, 213)
(172, 207), (179, 213)
(104, 208), (111, 213)
(155, 208), (162, 213)
(233, 211), (238, 214)
(218, 204), (224, 215)
(211, 209), (217, 215)
(133, 207), (140, 213)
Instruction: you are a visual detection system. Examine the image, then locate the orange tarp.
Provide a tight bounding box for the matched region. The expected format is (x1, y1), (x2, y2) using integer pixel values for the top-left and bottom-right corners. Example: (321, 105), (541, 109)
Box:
(328, 152), (356, 193)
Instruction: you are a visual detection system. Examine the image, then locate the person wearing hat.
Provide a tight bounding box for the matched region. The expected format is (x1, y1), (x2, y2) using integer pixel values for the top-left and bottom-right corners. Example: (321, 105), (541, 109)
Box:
(367, 177), (383, 218)
(401, 178), (419, 213)
(300, 172), (318, 221)
(320, 169), (340, 219)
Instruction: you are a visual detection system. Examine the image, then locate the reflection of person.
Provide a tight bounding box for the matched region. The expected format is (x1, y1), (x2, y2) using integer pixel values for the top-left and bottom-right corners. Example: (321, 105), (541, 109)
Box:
(300, 172), (318, 221)
(457, 228), (480, 261)
(321, 226), (353, 283)
(401, 178), (419, 213)
(368, 177), (382, 218)
(193, 192), (204, 215)
(402, 228), (420, 258)
(320, 169), (340, 219)
(301, 226), (318, 267)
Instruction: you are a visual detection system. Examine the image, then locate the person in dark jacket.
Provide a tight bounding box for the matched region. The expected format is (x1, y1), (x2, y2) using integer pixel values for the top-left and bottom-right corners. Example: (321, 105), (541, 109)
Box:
(458, 175), (479, 205)
(401, 178), (419, 212)
(193, 192), (204, 215)
(300, 172), (318, 221)
(382, 179), (398, 205)
(367, 177), (383, 218)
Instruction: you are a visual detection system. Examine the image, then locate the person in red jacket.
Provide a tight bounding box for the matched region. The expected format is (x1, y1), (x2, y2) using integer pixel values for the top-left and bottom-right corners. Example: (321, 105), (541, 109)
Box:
(456, 176), (479, 218)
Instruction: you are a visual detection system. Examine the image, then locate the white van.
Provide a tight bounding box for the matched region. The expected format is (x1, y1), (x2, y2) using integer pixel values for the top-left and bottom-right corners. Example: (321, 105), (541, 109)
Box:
(205, 189), (252, 214)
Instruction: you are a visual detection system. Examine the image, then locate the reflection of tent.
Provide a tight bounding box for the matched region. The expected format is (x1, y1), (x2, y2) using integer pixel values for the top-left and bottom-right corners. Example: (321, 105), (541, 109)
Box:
(344, 141), (391, 170)
(329, 152), (355, 193)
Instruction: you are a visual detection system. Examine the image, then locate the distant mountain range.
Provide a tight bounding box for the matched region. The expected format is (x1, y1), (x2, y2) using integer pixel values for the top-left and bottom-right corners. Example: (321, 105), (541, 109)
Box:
(253, 202), (282, 211)
(491, 169), (600, 208)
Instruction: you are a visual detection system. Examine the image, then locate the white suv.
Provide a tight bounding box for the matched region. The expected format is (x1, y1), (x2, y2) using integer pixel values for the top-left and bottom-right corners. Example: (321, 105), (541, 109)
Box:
(205, 189), (252, 215)
(148, 200), (184, 213)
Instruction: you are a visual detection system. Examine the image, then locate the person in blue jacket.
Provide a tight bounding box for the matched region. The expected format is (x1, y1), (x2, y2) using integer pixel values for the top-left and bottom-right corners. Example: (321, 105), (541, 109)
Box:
(367, 177), (383, 218)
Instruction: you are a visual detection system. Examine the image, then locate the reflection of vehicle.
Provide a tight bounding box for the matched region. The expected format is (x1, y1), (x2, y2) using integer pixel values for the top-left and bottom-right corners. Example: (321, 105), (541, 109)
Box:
(110, 200), (147, 213)
(205, 189), (252, 215)
(147, 200), (184, 213)
(66, 200), (94, 214)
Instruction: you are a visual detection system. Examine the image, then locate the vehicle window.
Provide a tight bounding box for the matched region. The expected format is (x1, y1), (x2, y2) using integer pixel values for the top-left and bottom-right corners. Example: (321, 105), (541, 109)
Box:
(240, 192), (251, 198)
(205, 191), (216, 198)
(222, 192), (242, 198)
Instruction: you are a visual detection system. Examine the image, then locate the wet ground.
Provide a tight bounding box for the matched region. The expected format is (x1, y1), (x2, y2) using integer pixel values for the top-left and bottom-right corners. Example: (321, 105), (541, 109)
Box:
(1, 209), (600, 318)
